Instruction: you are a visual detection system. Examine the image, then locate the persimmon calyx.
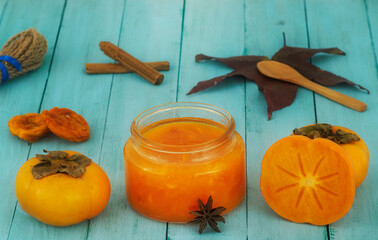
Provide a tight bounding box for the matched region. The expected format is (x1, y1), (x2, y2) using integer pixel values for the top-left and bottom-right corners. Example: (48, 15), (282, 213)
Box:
(293, 123), (359, 144)
(32, 150), (91, 179)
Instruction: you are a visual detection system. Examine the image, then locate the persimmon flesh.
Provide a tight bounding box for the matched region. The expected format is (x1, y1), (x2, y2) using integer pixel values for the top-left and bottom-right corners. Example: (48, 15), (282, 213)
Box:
(260, 136), (355, 225)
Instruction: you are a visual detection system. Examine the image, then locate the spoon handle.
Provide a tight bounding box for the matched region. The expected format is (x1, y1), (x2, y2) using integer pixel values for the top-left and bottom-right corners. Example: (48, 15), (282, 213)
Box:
(257, 60), (367, 112)
(294, 75), (367, 112)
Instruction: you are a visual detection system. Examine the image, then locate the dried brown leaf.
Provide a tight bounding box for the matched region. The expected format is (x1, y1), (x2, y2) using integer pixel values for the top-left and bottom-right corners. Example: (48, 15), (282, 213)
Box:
(188, 45), (368, 120)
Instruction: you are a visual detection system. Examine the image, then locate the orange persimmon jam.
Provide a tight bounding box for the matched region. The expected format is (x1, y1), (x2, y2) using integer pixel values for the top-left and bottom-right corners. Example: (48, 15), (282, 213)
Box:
(123, 102), (246, 222)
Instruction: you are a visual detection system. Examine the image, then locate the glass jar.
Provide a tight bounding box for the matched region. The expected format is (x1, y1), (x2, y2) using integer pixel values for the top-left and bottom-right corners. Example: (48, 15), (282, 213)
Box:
(123, 102), (246, 222)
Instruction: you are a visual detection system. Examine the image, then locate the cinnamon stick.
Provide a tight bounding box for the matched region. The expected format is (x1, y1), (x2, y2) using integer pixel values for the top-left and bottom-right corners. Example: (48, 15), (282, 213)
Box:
(99, 41), (164, 85)
(85, 61), (169, 74)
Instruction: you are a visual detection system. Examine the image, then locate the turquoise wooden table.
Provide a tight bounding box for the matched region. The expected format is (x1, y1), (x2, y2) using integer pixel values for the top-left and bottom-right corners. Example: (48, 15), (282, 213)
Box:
(0, 0), (377, 239)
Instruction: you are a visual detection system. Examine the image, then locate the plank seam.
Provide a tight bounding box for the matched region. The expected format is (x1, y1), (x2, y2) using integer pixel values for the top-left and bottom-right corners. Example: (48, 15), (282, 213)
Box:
(37, 0), (68, 113)
(86, 0), (127, 238)
(6, 198), (18, 240)
(169, 0), (185, 237)
(0, 0), (9, 27)
(6, 0), (67, 239)
(242, 0), (247, 56)
(364, 0), (378, 78)
(303, 0), (318, 124)
(97, 0), (127, 168)
(327, 225), (331, 240)
(7, 143), (35, 238)
(242, 0), (249, 236)
(175, 0), (186, 103)
(165, 222), (168, 240)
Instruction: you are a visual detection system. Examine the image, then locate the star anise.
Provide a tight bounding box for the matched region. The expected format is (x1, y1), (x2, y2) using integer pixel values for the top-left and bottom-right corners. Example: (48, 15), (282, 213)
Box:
(188, 196), (226, 234)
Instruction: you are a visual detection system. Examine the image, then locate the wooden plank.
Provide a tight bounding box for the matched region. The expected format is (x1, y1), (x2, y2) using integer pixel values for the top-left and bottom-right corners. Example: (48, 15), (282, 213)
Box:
(244, 0), (327, 239)
(86, 0), (183, 239)
(366, 0), (378, 63)
(0, 0), (65, 238)
(6, 0), (125, 239)
(306, 0), (378, 239)
(168, 0), (247, 239)
(0, 0), (8, 25)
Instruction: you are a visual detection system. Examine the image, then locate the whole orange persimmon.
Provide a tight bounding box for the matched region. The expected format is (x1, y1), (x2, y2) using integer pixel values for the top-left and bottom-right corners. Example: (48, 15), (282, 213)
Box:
(15, 150), (111, 226)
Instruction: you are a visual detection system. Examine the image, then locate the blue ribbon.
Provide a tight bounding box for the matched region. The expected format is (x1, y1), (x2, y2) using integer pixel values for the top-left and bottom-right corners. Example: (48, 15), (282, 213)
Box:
(0, 55), (22, 82)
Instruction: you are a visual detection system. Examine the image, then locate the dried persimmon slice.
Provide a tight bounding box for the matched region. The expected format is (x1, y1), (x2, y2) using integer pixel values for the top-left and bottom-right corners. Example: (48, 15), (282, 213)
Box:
(260, 135), (355, 225)
(41, 107), (90, 142)
(8, 113), (50, 142)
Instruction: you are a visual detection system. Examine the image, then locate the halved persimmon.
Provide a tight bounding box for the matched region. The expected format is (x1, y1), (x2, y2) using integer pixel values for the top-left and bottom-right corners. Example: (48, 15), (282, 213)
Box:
(41, 107), (90, 142)
(260, 135), (355, 225)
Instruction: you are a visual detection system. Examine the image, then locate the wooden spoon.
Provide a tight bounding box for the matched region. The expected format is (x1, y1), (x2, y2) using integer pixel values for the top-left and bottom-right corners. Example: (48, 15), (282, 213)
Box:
(257, 60), (367, 112)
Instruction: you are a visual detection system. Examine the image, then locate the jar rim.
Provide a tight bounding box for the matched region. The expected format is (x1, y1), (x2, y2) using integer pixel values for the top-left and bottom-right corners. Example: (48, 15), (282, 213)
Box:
(130, 102), (235, 153)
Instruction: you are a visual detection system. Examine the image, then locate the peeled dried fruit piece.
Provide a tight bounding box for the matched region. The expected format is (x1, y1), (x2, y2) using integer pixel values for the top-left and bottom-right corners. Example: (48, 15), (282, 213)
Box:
(8, 113), (50, 142)
(260, 135), (355, 225)
(41, 107), (90, 142)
